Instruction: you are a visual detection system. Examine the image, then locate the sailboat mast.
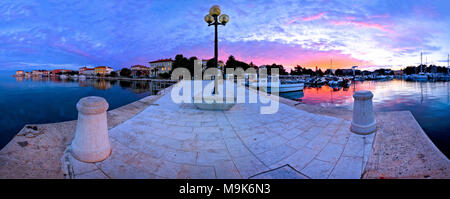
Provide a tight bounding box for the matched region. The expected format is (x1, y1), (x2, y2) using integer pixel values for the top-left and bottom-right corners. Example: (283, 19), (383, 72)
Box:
(447, 53), (450, 73)
(330, 59), (332, 75)
(420, 51), (423, 73)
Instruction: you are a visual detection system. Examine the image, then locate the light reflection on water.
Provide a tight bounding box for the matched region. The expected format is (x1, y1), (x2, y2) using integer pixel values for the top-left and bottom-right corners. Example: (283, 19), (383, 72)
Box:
(280, 79), (450, 158)
(1, 74), (449, 158)
(0, 73), (172, 149)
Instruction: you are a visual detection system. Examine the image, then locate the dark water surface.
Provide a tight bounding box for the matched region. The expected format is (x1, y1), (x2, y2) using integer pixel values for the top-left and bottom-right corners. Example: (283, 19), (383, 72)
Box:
(280, 80), (450, 158)
(1, 72), (449, 158)
(0, 72), (171, 149)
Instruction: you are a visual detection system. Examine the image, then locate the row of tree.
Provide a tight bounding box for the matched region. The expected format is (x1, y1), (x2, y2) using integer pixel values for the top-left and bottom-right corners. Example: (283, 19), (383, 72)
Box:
(123, 54), (450, 79)
(402, 65), (449, 75)
(169, 54), (291, 76)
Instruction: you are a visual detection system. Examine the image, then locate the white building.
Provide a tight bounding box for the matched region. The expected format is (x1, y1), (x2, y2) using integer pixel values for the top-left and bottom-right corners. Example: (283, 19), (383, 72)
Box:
(149, 59), (173, 75)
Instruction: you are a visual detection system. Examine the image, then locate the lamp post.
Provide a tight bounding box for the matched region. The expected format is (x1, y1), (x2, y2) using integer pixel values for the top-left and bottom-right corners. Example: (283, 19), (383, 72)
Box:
(205, 5), (229, 94)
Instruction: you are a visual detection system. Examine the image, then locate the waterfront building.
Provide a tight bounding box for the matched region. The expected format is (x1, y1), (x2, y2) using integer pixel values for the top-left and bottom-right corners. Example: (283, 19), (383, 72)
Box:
(15, 70), (24, 76)
(393, 70), (404, 76)
(41, 70), (50, 76)
(32, 70), (43, 76)
(130, 65), (150, 77)
(94, 66), (114, 76)
(149, 59), (173, 75)
(25, 72), (31, 78)
(51, 69), (73, 75)
(79, 67), (95, 76)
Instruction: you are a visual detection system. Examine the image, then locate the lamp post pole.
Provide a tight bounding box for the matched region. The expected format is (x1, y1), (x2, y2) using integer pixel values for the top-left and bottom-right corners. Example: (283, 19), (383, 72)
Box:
(214, 15), (219, 94)
(205, 5), (229, 95)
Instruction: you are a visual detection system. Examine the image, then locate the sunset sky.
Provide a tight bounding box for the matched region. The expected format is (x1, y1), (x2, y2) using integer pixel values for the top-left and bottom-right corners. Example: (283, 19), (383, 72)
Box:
(1, 0), (450, 71)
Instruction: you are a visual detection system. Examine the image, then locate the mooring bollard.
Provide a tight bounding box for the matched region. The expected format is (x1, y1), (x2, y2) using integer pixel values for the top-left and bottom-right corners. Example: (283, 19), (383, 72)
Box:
(351, 90), (376, 135)
(71, 96), (111, 162)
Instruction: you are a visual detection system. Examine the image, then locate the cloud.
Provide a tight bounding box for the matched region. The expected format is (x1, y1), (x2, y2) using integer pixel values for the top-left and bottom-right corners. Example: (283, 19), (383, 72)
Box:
(330, 20), (392, 33)
(1, 0), (450, 71)
(287, 12), (326, 25)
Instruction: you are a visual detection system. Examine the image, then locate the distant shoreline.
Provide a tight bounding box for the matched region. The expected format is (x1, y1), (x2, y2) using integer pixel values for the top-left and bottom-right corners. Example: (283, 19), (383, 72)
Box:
(12, 74), (178, 82)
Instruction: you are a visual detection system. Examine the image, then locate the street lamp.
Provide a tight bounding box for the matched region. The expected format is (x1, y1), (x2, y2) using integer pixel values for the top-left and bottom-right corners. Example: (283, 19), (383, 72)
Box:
(204, 5), (229, 94)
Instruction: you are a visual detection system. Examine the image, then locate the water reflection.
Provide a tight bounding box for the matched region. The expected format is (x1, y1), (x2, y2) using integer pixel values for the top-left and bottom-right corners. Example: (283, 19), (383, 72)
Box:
(15, 76), (172, 95)
(279, 91), (304, 102)
(0, 75), (174, 150)
(280, 80), (450, 157)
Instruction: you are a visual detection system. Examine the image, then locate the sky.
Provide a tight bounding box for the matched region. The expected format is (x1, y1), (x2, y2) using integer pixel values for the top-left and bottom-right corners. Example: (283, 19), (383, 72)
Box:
(1, 0), (450, 72)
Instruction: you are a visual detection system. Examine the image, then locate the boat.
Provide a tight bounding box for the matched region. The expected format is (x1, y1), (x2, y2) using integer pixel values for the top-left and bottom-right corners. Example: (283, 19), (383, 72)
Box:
(412, 72), (428, 81)
(403, 75), (413, 81)
(251, 82), (304, 93)
(306, 77), (327, 86)
(412, 51), (428, 81)
(328, 77), (343, 86)
(354, 76), (366, 81)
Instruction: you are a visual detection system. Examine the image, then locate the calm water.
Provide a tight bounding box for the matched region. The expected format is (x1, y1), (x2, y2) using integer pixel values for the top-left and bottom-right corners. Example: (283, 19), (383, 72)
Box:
(0, 72), (171, 149)
(280, 80), (450, 158)
(1, 73), (449, 158)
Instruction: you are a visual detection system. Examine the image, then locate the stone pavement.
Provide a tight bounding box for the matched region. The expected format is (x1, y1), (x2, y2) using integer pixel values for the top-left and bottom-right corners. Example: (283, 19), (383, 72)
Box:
(62, 81), (375, 179)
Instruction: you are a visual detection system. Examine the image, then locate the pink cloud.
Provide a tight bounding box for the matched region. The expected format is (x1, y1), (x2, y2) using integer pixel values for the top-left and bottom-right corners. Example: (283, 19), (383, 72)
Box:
(183, 41), (372, 71)
(369, 14), (390, 19)
(286, 12), (326, 25)
(303, 12), (326, 21)
(330, 20), (393, 33)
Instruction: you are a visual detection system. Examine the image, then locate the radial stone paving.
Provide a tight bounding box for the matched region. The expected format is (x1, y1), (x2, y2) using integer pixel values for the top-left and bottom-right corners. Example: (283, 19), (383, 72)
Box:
(62, 82), (375, 179)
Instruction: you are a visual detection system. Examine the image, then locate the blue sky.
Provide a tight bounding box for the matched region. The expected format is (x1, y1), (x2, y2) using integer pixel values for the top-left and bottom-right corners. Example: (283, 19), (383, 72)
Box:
(1, 0), (450, 71)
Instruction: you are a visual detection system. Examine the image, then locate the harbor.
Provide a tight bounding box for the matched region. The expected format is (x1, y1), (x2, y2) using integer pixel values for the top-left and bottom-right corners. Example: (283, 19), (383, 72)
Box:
(1, 1), (450, 183)
(0, 79), (449, 179)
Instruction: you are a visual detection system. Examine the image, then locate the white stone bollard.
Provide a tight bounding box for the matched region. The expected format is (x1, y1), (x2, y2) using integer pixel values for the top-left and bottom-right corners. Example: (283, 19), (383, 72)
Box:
(71, 96), (111, 162)
(351, 90), (376, 135)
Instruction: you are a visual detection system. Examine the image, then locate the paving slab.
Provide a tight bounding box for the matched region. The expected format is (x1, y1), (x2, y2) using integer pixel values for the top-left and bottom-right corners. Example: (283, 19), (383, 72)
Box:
(59, 81), (375, 179)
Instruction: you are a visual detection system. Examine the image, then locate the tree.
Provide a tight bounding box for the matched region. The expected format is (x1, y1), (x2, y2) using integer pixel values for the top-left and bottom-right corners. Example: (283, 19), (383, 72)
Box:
(249, 62), (257, 70)
(187, 56), (198, 75)
(120, 68), (132, 77)
(290, 65), (303, 75)
(317, 69), (324, 76)
(171, 54), (190, 74)
(136, 70), (142, 77)
(225, 55), (250, 71)
(225, 55), (237, 69)
(335, 69), (344, 76)
(110, 71), (118, 77)
(206, 58), (216, 69)
(265, 63), (288, 75)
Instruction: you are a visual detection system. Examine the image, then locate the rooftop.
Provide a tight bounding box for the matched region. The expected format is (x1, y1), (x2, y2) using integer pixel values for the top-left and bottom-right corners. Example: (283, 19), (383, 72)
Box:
(150, 59), (173, 64)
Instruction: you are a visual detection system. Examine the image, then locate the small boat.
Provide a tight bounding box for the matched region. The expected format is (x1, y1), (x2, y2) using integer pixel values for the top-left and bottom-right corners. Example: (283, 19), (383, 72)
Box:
(328, 77), (343, 86)
(306, 77), (327, 86)
(411, 72), (428, 81)
(60, 75), (68, 79)
(251, 82), (304, 93)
